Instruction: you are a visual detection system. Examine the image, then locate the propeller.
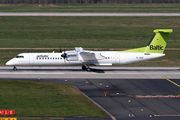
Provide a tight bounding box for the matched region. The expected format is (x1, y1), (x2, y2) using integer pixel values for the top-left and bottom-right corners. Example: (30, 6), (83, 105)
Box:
(61, 48), (67, 66)
(61, 53), (67, 59)
(61, 48), (67, 59)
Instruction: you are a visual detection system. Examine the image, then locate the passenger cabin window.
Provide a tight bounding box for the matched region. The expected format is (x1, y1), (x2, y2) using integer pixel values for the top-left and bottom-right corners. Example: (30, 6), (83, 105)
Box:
(16, 56), (24, 58)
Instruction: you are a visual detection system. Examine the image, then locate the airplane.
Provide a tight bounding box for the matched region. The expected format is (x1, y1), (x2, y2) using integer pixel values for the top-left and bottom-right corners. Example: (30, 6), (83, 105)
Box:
(6, 29), (173, 71)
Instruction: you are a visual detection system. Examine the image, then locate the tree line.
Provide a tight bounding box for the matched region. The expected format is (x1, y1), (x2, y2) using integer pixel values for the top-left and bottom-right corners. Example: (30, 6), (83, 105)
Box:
(1, 0), (180, 4)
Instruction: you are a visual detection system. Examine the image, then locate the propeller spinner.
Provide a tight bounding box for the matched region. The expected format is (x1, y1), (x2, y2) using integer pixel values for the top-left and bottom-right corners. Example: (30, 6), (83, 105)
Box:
(61, 49), (67, 66)
(61, 48), (67, 59)
(61, 52), (67, 59)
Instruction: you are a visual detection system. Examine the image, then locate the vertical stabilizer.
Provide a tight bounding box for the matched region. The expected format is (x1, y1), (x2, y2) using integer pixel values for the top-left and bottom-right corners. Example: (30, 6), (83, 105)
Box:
(144, 29), (173, 53)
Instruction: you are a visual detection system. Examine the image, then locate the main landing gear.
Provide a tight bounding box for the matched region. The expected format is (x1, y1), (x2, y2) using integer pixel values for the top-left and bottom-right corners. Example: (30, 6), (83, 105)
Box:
(13, 66), (17, 70)
(82, 64), (91, 72)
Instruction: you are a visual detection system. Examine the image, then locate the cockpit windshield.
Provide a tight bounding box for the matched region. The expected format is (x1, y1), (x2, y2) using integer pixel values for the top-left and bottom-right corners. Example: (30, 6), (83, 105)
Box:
(15, 56), (24, 58)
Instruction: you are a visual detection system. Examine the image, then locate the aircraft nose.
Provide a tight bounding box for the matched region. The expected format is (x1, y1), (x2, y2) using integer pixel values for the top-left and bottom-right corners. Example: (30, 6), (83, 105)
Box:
(6, 60), (14, 66)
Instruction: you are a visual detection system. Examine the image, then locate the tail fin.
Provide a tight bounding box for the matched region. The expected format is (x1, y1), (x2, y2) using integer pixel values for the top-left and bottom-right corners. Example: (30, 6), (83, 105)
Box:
(144, 29), (173, 53)
(122, 29), (173, 53)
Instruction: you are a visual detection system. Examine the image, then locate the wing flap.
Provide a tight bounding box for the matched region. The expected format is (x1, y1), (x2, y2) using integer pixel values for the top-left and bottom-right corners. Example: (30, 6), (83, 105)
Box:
(79, 52), (105, 62)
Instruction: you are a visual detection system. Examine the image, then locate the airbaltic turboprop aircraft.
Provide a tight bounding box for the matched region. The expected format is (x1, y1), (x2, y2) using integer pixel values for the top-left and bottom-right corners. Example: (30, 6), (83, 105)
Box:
(6, 29), (173, 71)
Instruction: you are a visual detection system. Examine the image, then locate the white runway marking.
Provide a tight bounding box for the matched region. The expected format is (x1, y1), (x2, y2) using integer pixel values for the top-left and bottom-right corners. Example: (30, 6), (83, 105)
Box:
(9, 72), (65, 74)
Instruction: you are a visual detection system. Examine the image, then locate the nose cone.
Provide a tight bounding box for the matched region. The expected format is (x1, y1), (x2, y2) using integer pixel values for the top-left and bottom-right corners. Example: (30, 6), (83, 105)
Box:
(6, 59), (14, 66)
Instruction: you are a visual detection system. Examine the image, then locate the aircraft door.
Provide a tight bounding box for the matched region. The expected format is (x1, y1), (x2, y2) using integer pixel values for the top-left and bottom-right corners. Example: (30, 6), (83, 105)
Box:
(29, 55), (34, 65)
(115, 54), (120, 64)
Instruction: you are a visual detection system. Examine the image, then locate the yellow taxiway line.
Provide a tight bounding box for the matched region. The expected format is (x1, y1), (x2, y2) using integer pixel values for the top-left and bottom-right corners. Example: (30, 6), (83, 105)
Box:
(163, 76), (180, 87)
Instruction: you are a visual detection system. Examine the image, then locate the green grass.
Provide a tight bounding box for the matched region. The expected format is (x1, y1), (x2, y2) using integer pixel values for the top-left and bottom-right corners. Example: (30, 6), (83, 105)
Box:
(0, 16), (180, 66)
(1, 3), (180, 13)
(0, 16), (180, 48)
(0, 80), (109, 117)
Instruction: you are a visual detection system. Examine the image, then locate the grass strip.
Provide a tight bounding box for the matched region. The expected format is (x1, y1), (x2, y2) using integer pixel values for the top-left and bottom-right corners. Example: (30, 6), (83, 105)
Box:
(0, 16), (179, 48)
(0, 80), (109, 117)
(1, 3), (180, 13)
(0, 16), (179, 66)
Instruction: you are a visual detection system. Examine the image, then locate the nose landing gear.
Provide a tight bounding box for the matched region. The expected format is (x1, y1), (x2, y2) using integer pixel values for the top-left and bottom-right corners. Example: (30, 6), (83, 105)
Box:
(13, 66), (17, 70)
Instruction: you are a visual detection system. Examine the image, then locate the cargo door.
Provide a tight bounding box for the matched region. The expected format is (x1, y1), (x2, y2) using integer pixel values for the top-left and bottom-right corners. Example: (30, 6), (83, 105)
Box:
(115, 54), (120, 64)
(29, 55), (34, 65)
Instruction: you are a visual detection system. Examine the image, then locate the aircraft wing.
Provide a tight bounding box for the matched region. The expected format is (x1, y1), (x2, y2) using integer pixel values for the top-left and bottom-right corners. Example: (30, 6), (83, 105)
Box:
(79, 51), (105, 61)
(79, 51), (94, 55)
(73, 47), (105, 62)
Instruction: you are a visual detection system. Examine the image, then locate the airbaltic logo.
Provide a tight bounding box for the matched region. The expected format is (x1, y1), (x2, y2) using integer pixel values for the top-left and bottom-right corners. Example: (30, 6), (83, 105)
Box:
(68, 54), (77, 57)
(37, 55), (49, 59)
(150, 45), (163, 50)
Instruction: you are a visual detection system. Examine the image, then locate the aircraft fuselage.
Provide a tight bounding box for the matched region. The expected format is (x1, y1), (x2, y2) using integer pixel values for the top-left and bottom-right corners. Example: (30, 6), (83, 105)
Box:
(6, 51), (164, 66)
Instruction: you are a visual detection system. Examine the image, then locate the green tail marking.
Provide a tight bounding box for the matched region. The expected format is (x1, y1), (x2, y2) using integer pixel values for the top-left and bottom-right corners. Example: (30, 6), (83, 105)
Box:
(122, 29), (173, 53)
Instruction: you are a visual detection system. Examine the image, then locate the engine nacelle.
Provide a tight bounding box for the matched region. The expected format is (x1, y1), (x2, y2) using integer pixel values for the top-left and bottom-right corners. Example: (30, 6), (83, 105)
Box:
(66, 52), (79, 61)
(66, 47), (84, 61)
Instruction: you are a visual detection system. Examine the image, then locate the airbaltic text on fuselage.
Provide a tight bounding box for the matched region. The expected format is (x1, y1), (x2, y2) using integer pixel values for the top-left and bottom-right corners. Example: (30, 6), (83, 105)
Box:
(150, 45), (163, 50)
(68, 54), (77, 57)
(37, 55), (49, 58)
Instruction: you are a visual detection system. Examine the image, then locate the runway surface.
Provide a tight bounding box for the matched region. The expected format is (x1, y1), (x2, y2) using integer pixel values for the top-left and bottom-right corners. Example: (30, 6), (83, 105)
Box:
(1, 12), (180, 16)
(0, 66), (180, 79)
(1, 67), (180, 120)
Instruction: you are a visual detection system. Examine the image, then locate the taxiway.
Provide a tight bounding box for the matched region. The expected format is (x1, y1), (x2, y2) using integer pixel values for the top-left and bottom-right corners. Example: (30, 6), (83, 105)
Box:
(1, 67), (180, 120)
(0, 66), (180, 79)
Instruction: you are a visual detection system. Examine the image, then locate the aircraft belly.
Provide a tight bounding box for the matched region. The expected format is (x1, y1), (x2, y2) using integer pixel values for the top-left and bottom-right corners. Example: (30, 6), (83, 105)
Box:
(88, 59), (112, 66)
(66, 61), (83, 65)
(33, 60), (65, 66)
(119, 53), (165, 65)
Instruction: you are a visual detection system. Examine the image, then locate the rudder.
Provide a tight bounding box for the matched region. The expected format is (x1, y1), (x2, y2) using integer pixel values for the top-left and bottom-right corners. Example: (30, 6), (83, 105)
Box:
(144, 29), (173, 53)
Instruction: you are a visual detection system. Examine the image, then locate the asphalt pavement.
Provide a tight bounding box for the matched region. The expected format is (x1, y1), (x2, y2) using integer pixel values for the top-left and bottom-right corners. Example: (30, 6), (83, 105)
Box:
(1, 67), (180, 120)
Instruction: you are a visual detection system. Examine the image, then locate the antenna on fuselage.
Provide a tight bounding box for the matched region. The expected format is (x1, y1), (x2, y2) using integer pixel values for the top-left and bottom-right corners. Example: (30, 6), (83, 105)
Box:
(60, 46), (62, 53)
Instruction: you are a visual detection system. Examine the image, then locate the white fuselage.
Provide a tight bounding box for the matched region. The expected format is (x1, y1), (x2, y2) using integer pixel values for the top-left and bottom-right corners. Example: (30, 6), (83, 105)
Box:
(6, 51), (165, 66)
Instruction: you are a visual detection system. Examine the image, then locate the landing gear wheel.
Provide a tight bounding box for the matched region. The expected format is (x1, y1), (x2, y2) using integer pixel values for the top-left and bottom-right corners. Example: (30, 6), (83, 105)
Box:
(86, 68), (91, 72)
(82, 64), (91, 72)
(82, 65), (86, 71)
(13, 66), (17, 70)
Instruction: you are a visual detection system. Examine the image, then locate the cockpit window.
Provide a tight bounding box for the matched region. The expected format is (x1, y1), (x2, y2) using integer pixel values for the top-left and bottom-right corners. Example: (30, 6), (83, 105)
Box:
(15, 56), (24, 58)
